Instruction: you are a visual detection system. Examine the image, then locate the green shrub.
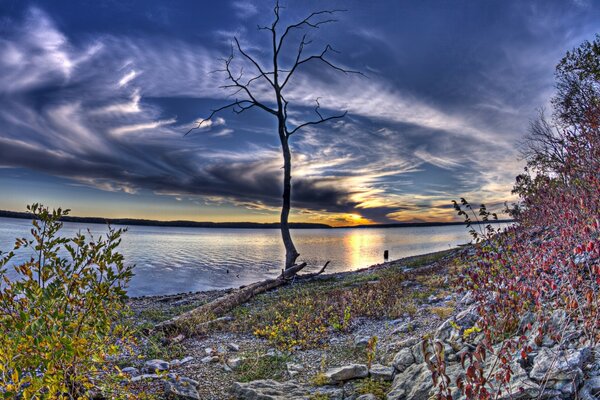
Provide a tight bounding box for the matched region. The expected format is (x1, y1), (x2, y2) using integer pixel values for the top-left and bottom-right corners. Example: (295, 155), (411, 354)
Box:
(0, 204), (134, 399)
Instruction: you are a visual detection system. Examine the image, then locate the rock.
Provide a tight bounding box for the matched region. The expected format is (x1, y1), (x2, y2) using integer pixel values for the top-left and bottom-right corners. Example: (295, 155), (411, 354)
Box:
(356, 395), (377, 400)
(530, 347), (591, 384)
(388, 318), (404, 326)
(131, 374), (161, 382)
(369, 364), (394, 381)
(180, 356), (194, 365)
(266, 348), (284, 357)
(392, 348), (415, 373)
(201, 355), (219, 364)
(120, 367), (139, 376)
(167, 373), (199, 387)
(286, 362), (304, 378)
(227, 342), (240, 352)
(580, 376), (600, 399)
(427, 294), (442, 303)
(144, 359), (169, 373)
(392, 322), (414, 335)
(387, 363), (431, 400)
(204, 347), (213, 355)
(164, 374), (200, 400)
(354, 336), (371, 349)
(458, 291), (475, 306)
(324, 364), (369, 382)
(228, 357), (242, 370)
(231, 380), (343, 400)
(171, 334), (185, 343)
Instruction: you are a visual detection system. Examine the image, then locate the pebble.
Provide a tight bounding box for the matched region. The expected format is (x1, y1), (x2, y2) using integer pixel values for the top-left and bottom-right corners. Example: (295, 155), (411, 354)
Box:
(143, 359), (169, 373)
(120, 367), (139, 376)
(227, 342), (240, 352)
(227, 357), (242, 369)
(201, 355), (219, 364)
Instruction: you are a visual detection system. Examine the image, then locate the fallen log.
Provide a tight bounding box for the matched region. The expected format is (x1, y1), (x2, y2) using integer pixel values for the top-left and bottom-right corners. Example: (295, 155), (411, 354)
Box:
(155, 261), (328, 333)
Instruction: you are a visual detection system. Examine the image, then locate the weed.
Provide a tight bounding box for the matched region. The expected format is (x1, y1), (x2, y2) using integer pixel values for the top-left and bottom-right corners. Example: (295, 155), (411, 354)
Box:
(235, 353), (290, 382)
(356, 378), (392, 399)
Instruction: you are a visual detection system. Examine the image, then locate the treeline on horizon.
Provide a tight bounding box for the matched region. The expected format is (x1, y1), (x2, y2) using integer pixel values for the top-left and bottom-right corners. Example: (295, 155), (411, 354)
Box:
(0, 209), (513, 230)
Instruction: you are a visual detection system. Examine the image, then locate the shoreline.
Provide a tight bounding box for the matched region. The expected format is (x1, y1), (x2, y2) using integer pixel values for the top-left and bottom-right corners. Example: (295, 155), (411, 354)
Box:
(124, 246), (466, 399)
(126, 248), (458, 301)
(0, 210), (513, 230)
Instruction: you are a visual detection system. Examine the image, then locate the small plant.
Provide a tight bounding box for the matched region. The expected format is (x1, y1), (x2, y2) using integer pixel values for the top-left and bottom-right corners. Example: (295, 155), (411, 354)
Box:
(311, 372), (330, 387)
(431, 306), (455, 320)
(356, 378), (392, 399)
(0, 204), (134, 398)
(235, 353), (290, 382)
(365, 336), (378, 369)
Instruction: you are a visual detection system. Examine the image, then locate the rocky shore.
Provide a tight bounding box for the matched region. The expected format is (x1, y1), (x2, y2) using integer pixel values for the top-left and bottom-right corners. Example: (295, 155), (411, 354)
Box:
(117, 248), (600, 399)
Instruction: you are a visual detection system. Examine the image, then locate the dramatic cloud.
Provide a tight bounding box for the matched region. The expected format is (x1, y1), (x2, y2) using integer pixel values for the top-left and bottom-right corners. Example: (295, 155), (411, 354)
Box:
(0, 1), (598, 223)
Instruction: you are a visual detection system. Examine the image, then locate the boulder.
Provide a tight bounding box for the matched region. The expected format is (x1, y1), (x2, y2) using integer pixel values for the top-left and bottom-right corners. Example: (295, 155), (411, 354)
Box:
(369, 364), (394, 381)
(530, 347), (591, 384)
(392, 348), (415, 373)
(324, 364), (369, 382)
(387, 363), (431, 400)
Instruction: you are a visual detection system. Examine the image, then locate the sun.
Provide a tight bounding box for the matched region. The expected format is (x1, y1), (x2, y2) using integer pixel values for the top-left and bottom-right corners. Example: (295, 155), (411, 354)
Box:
(350, 214), (363, 221)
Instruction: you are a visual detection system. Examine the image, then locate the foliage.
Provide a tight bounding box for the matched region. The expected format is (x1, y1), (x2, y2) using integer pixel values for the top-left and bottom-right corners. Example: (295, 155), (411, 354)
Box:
(248, 265), (435, 350)
(355, 377), (391, 399)
(234, 352), (290, 382)
(0, 204), (134, 399)
(441, 35), (600, 400)
(553, 34), (600, 127)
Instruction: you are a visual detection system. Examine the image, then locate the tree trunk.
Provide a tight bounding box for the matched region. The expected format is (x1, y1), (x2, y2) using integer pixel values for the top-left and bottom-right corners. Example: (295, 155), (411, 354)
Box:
(279, 121), (299, 270)
(154, 262), (318, 333)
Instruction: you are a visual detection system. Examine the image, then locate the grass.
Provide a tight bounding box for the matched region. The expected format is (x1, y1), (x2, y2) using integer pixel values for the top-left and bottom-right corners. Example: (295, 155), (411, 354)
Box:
(401, 250), (452, 269)
(431, 305), (455, 320)
(137, 301), (206, 323)
(356, 378), (392, 399)
(234, 353), (291, 382)
(137, 249), (458, 353)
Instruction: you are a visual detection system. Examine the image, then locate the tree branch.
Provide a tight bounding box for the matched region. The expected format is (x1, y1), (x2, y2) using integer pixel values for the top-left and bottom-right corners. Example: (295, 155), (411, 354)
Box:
(233, 37), (275, 89)
(281, 44), (364, 90)
(287, 98), (347, 136)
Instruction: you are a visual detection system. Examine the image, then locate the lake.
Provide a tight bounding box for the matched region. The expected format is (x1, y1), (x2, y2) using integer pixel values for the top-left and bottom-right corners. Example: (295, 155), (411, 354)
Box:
(0, 217), (484, 297)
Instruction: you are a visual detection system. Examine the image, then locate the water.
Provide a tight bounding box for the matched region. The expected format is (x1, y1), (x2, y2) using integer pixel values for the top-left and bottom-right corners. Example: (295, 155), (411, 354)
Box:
(0, 217), (483, 297)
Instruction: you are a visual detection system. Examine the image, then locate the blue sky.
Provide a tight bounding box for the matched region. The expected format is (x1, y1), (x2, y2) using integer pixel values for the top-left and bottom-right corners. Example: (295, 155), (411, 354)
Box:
(0, 0), (598, 225)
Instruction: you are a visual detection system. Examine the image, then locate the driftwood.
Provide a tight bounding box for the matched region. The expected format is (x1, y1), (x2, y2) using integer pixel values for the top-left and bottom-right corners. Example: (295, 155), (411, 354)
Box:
(155, 262), (329, 333)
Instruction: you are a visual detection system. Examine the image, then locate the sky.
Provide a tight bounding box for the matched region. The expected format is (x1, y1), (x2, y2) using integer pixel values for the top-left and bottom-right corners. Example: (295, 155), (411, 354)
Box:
(0, 0), (598, 226)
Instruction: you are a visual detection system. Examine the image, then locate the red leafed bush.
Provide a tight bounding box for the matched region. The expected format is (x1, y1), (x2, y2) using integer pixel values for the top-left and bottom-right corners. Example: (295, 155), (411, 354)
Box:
(446, 36), (600, 399)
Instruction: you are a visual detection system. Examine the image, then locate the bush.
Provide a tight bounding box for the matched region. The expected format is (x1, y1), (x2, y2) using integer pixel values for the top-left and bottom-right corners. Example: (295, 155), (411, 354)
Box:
(0, 204), (134, 399)
(443, 42), (600, 398)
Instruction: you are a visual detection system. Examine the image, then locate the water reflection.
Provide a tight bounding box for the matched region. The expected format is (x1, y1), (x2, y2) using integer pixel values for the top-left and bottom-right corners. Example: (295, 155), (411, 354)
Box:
(0, 217), (494, 296)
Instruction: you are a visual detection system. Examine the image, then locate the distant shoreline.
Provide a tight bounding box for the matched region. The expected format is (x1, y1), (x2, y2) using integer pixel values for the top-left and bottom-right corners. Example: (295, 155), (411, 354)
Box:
(0, 209), (513, 230)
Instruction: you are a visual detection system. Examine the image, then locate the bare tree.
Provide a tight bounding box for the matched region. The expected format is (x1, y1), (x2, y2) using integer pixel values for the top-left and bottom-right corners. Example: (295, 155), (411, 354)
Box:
(189, 2), (361, 273)
(155, 3), (361, 332)
(519, 110), (567, 175)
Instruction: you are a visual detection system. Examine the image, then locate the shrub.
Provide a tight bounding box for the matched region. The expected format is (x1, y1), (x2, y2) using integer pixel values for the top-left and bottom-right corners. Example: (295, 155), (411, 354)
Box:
(0, 204), (134, 399)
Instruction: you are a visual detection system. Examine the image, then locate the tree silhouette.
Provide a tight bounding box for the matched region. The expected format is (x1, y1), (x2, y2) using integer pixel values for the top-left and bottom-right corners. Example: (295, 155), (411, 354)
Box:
(190, 2), (361, 273)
